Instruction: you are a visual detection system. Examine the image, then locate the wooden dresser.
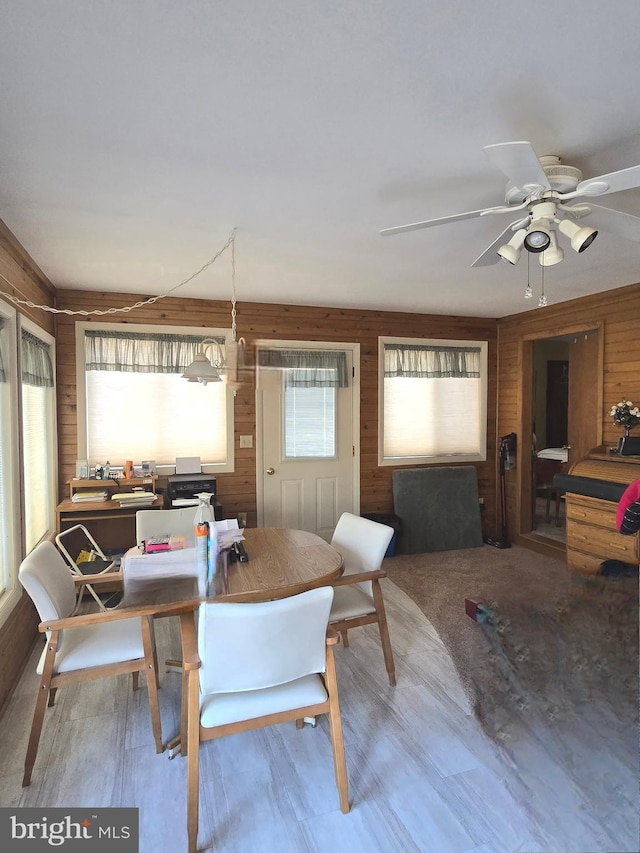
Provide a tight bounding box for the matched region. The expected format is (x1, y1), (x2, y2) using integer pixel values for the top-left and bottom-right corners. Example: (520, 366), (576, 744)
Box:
(558, 447), (640, 574)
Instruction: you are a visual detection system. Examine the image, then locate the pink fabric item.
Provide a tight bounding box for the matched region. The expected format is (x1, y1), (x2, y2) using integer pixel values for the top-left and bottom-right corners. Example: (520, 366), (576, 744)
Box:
(616, 480), (640, 532)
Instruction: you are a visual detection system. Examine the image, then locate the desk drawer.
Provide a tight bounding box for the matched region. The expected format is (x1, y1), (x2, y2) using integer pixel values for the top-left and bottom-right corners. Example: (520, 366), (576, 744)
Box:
(566, 518), (639, 562)
(565, 497), (616, 529)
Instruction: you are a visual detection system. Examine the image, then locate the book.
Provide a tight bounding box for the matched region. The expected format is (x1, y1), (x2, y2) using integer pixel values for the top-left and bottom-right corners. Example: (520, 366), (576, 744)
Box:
(72, 490), (108, 502)
(111, 491), (157, 505)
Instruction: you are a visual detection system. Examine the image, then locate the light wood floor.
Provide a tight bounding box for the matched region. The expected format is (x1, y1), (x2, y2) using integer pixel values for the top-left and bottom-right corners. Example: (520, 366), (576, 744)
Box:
(0, 580), (636, 853)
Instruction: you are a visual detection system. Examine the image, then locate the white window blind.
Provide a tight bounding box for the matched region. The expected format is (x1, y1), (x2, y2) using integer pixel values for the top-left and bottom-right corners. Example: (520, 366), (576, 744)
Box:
(379, 337), (487, 465)
(80, 325), (233, 470)
(21, 384), (55, 549)
(86, 371), (227, 464)
(0, 302), (21, 627)
(0, 315), (12, 597)
(383, 376), (482, 457)
(20, 324), (56, 551)
(284, 383), (336, 458)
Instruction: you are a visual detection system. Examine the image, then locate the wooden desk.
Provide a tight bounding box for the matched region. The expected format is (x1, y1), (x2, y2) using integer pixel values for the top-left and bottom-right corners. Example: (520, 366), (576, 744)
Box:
(56, 477), (162, 552)
(563, 447), (640, 574)
(121, 527), (344, 610)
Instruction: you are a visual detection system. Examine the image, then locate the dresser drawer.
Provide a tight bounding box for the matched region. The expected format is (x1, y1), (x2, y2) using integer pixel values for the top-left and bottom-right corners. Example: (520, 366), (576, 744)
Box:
(565, 499), (616, 529)
(567, 550), (605, 575)
(566, 518), (639, 562)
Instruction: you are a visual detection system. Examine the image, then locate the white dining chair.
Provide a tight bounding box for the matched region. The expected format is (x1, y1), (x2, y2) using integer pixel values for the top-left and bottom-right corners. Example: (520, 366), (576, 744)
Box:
(329, 512), (396, 685)
(18, 540), (163, 786)
(179, 586), (349, 853)
(135, 506), (198, 546)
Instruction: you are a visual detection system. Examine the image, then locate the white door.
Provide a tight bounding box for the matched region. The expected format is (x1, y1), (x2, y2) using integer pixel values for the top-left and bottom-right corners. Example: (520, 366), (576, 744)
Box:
(257, 346), (358, 541)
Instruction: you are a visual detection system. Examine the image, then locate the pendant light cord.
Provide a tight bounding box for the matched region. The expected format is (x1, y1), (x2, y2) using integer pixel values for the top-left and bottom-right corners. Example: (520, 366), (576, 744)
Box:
(0, 228), (237, 317)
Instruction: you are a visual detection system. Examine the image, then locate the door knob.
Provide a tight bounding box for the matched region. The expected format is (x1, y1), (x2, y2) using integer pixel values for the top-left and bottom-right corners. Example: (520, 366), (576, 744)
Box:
(266, 467), (275, 475)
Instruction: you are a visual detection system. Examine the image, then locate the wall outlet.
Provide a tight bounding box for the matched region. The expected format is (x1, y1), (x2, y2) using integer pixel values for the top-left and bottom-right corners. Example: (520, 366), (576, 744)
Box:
(239, 435), (253, 448)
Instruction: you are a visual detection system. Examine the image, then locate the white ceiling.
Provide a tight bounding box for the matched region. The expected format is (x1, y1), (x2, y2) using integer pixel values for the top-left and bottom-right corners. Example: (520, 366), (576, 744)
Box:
(1, 1), (640, 319)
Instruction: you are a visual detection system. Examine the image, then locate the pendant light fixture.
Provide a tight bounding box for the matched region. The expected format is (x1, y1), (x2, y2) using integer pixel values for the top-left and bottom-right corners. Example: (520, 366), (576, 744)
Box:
(181, 231), (246, 392)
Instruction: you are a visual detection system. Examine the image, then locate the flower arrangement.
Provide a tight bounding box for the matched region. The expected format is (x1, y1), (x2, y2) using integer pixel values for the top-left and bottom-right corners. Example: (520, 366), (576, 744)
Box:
(610, 400), (640, 434)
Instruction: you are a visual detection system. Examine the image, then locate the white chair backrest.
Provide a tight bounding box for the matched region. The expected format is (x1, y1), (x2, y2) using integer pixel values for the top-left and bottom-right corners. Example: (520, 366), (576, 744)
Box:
(19, 541), (78, 622)
(330, 513), (394, 576)
(197, 586), (334, 695)
(135, 507), (198, 546)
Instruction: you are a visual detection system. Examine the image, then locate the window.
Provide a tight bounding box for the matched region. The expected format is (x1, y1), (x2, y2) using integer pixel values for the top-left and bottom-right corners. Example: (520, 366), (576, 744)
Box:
(258, 350), (347, 461)
(284, 380), (337, 459)
(20, 320), (57, 551)
(76, 323), (234, 473)
(0, 301), (20, 627)
(379, 336), (488, 466)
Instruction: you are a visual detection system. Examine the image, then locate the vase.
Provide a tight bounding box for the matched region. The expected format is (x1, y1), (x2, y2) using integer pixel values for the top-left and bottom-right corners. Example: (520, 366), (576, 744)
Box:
(624, 425), (632, 438)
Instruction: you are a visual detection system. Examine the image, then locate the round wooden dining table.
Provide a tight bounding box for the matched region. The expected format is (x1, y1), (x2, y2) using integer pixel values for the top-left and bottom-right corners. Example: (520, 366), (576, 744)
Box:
(221, 527), (344, 601)
(120, 527), (344, 612)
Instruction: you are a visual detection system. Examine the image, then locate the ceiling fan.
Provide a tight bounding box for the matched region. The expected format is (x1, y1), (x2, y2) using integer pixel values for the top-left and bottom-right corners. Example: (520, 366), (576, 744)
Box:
(380, 141), (640, 267)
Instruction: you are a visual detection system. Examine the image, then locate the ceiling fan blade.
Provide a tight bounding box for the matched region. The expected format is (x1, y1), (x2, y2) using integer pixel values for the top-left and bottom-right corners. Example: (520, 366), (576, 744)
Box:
(471, 222), (521, 267)
(380, 208), (495, 236)
(587, 203), (640, 242)
(483, 141), (550, 194)
(575, 164), (640, 198)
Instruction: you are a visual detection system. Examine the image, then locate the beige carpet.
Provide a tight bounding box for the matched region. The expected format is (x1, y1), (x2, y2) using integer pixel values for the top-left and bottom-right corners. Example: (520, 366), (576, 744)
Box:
(384, 545), (638, 746)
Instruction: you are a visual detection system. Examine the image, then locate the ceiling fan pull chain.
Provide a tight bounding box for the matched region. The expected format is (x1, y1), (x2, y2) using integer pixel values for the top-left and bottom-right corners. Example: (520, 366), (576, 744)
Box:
(538, 264), (547, 308)
(524, 252), (533, 300)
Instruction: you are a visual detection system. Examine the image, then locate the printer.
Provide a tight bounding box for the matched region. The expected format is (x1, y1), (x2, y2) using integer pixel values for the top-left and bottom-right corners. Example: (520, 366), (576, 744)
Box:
(166, 473), (223, 519)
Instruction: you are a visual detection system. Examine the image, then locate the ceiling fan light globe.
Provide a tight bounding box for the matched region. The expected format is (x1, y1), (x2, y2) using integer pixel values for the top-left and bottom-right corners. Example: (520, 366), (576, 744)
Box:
(497, 244), (520, 264)
(524, 229), (551, 253)
(539, 245), (564, 266)
(574, 228), (597, 253)
(558, 218), (598, 253)
(496, 228), (527, 264)
(538, 229), (563, 266)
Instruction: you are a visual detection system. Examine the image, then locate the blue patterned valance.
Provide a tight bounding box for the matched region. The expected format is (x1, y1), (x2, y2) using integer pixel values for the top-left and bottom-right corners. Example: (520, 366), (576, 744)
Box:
(84, 329), (226, 374)
(21, 329), (54, 387)
(258, 349), (348, 387)
(384, 343), (481, 379)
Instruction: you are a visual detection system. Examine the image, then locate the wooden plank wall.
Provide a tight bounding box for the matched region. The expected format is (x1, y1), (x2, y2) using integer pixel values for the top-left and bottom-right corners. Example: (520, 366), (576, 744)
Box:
(54, 289), (499, 535)
(496, 281), (640, 549)
(0, 218), (56, 717)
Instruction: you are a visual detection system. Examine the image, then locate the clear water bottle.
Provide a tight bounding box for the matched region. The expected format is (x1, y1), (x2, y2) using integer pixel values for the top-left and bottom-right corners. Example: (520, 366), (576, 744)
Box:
(194, 493), (216, 595)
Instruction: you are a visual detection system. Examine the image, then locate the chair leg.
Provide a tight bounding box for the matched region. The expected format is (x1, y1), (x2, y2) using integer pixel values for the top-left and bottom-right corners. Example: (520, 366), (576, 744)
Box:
(372, 580), (396, 686)
(186, 667), (201, 853)
(340, 630), (349, 648)
(47, 687), (57, 707)
(85, 581), (108, 612)
(324, 644), (350, 814)
(23, 636), (58, 787)
(141, 616), (163, 754)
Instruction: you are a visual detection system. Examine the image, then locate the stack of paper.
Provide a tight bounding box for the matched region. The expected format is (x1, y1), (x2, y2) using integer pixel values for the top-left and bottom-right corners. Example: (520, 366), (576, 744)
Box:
(71, 489), (109, 502)
(122, 545), (199, 580)
(537, 447), (569, 462)
(212, 519), (245, 549)
(111, 491), (157, 508)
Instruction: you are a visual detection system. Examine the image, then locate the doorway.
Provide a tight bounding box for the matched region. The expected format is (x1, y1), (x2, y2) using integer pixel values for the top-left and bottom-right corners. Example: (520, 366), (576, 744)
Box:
(521, 325), (603, 547)
(256, 342), (360, 540)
